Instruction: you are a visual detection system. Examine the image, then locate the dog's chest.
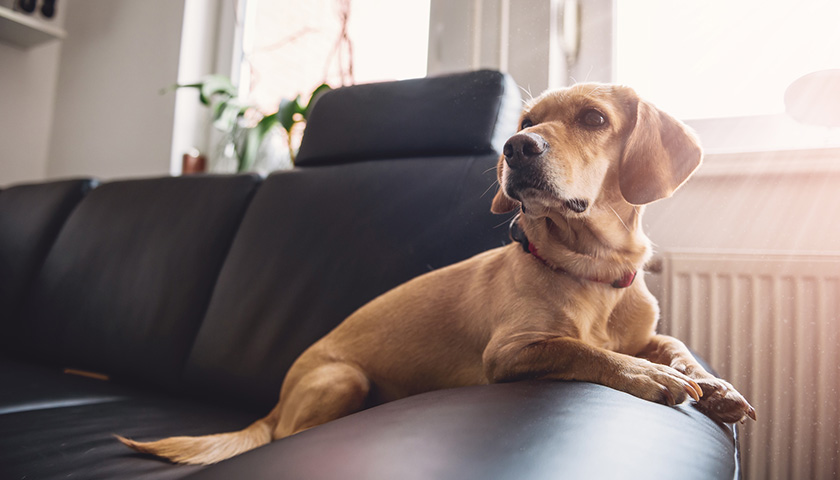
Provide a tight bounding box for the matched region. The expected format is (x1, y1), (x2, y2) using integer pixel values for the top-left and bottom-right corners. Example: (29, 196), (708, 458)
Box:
(544, 282), (626, 350)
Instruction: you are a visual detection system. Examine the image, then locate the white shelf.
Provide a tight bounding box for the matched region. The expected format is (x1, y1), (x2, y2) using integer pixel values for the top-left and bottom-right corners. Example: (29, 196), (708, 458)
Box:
(0, 6), (64, 48)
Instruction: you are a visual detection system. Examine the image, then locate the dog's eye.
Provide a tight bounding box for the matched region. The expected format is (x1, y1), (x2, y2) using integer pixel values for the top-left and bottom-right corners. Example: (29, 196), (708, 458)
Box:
(578, 109), (607, 128)
(520, 118), (534, 130)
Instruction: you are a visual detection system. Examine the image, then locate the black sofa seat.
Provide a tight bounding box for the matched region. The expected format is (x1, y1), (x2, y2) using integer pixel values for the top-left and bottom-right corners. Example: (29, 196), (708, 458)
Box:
(0, 360), (255, 480)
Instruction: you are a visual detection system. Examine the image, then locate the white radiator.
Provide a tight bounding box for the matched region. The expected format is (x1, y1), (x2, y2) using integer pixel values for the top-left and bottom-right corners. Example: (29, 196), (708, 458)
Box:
(650, 250), (840, 480)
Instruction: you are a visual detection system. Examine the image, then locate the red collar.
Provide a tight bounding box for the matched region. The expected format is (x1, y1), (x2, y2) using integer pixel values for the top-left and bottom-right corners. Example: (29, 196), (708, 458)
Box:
(510, 216), (637, 289)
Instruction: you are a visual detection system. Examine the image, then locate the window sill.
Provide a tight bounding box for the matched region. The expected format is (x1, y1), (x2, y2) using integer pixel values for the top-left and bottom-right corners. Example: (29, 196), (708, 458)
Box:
(696, 147), (840, 178)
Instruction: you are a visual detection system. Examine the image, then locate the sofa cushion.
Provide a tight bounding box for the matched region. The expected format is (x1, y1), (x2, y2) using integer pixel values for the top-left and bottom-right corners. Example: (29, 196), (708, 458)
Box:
(295, 70), (521, 166)
(182, 155), (512, 410)
(0, 362), (254, 480)
(0, 360), (128, 416)
(0, 179), (96, 330)
(11, 175), (261, 389)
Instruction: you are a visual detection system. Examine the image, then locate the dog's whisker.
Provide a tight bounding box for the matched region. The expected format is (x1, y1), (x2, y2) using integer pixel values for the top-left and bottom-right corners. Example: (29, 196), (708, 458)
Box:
(608, 205), (632, 233)
(493, 211), (519, 230)
(518, 84), (534, 102)
(481, 179), (500, 199)
(633, 206), (643, 227)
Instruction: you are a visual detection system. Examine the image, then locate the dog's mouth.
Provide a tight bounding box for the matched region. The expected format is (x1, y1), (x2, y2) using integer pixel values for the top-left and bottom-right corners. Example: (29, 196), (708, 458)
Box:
(563, 198), (589, 213)
(504, 172), (589, 215)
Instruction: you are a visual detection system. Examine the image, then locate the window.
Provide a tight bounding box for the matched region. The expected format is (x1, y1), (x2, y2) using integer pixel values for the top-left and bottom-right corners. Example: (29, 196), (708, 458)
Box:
(423, 0), (840, 154)
(616, 0), (840, 120)
(242, 0), (431, 112)
(615, 0), (840, 153)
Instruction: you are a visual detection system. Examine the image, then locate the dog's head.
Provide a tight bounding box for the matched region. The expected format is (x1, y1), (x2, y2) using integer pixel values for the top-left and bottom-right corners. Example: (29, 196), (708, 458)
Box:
(491, 84), (702, 217)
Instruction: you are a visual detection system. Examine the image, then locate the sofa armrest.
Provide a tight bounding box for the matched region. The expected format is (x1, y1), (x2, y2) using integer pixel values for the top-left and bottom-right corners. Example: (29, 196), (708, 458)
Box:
(186, 381), (737, 480)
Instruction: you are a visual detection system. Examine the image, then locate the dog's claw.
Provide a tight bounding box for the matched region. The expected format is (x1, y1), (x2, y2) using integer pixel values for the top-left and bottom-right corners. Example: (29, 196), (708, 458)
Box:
(689, 379), (702, 400)
(684, 382), (700, 402)
(691, 378), (756, 424)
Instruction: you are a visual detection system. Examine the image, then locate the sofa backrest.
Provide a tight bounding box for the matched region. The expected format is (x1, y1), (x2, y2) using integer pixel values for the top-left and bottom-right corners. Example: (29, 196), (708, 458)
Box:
(295, 69), (521, 166)
(11, 175), (261, 389)
(182, 70), (521, 410)
(0, 179), (96, 331)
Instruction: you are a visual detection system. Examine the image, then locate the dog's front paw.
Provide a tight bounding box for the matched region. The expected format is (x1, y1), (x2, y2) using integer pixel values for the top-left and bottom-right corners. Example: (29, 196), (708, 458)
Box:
(691, 376), (756, 424)
(615, 360), (703, 407)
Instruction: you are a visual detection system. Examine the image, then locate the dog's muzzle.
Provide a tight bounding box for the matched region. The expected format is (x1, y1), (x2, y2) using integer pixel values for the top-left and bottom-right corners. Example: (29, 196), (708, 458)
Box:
(501, 133), (549, 201)
(502, 133), (589, 214)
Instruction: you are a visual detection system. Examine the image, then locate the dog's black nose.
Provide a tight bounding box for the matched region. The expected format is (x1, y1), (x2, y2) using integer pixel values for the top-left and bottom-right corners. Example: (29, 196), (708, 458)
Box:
(503, 133), (547, 169)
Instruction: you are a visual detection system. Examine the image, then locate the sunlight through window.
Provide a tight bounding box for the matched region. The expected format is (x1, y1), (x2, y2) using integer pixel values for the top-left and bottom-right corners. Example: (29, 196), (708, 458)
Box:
(244, 0), (430, 113)
(616, 0), (840, 120)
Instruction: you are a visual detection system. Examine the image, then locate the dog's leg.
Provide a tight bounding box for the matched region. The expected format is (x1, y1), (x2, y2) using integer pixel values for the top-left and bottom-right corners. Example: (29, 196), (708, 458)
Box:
(273, 362), (371, 439)
(484, 332), (703, 407)
(638, 334), (756, 423)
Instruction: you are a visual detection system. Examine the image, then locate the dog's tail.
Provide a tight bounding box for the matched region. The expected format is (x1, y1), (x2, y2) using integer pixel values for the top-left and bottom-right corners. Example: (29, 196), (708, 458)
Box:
(116, 417), (274, 465)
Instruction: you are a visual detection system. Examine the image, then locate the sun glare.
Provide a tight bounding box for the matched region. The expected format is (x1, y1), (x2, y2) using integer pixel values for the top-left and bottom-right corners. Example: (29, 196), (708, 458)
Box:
(615, 0), (840, 120)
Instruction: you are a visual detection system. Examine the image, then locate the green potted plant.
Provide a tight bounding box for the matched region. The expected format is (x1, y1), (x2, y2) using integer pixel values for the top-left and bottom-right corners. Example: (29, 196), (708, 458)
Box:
(171, 75), (330, 172)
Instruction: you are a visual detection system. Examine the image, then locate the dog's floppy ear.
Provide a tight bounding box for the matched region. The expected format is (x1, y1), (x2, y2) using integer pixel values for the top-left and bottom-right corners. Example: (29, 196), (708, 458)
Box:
(619, 95), (703, 205)
(490, 156), (519, 214)
(491, 189), (519, 214)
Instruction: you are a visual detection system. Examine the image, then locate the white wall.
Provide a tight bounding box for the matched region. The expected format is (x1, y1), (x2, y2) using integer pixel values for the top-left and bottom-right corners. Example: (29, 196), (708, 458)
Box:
(644, 151), (840, 255)
(45, 0), (186, 181)
(0, 15), (64, 186)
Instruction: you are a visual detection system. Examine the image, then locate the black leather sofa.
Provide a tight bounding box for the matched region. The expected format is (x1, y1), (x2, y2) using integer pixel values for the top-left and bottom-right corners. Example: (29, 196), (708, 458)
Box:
(0, 70), (739, 480)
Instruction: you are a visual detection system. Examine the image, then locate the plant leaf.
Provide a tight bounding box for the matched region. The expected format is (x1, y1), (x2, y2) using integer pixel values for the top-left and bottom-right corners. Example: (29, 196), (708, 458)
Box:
(257, 112), (280, 134)
(165, 75), (240, 106)
(238, 127), (259, 172)
(212, 99), (249, 132)
(277, 97), (300, 133)
(237, 113), (279, 172)
(197, 75), (237, 106)
(304, 83), (332, 119)
(174, 82), (204, 90)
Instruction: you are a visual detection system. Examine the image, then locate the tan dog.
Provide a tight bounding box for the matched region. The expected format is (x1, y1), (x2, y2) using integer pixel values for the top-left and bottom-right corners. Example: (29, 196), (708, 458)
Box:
(119, 83), (755, 465)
